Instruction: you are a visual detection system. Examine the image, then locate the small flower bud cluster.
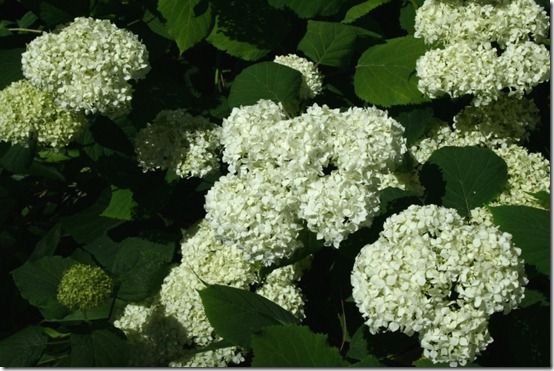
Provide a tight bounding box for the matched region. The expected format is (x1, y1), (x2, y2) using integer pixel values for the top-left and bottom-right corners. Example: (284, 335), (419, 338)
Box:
(208, 100), (407, 265)
(351, 205), (527, 366)
(22, 17), (150, 117)
(135, 109), (221, 178)
(57, 264), (113, 311)
(415, 0), (549, 105)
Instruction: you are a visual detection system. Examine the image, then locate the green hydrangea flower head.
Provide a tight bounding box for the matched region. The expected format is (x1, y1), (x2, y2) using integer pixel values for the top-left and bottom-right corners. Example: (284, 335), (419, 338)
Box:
(57, 264), (113, 311)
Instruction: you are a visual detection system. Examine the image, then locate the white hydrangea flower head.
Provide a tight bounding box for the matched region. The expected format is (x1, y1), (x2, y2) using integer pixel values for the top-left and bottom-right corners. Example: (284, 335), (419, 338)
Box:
(113, 299), (190, 366)
(274, 54), (323, 99)
(298, 171), (381, 248)
(498, 42), (550, 98)
(329, 107), (407, 179)
(416, 42), (501, 105)
(135, 109), (221, 178)
(419, 305), (493, 367)
(351, 205), (527, 365)
(0, 80), (86, 148)
(205, 168), (303, 266)
(377, 170), (425, 195)
(256, 264), (306, 319)
(415, 0), (549, 46)
(492, 144), (550, 207)
(161, 222), (256, 346)
(22, 17), (150, 117)
(264, 103), (336, 181)
(169, 348), (245, 367)
(220, 99), (287, 174)
(453, 95), (540, 143)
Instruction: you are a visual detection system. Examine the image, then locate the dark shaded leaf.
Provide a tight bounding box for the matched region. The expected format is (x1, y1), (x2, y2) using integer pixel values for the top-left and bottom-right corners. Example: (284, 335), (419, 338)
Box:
(199, 284), (299, 347)
(70, 329), (128, 366)
(490, 205), (549, 276)
(420, 146), (508, 217)
(0, 326), (47, 367)
(251, 324), (347, 366)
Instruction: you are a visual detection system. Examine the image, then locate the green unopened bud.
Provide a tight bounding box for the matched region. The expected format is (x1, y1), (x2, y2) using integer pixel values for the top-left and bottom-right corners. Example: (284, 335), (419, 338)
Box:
(56, 264), (113, 311)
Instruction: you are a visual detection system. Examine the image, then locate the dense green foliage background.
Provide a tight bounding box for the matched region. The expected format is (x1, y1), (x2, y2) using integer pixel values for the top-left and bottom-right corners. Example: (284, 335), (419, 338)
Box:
(0, 0), (550, 366)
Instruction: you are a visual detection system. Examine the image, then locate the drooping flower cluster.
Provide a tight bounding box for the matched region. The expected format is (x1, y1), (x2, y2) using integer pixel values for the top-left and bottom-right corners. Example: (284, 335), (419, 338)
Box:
(415, 0), (550, 105)
(0, 80), (86, 148)
(57, 264), (113, 311)
(22, 17), (150, 117)
(114, 221), (306, 367)
(274, 54), (323, 99)
(351, 205), (527, 366)
(135, 109), (221, 178)
(207, 100), (407, 264)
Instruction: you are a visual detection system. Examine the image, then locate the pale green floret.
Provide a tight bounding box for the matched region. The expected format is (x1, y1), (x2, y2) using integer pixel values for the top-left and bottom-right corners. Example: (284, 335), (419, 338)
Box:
(0, 80), (86, 148)
(57, 264), (113, 311)
(135, 109), (221, 178)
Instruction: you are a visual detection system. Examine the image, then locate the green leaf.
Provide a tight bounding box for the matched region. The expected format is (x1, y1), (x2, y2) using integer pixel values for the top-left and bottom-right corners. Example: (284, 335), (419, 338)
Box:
(199, 284), (299, 347)
(346, 325), (371, 361)
(70, 329), (128, 366)
(100, 187), (136, 221)
(29, 223), (62, 261)
(0, 48), (24, 89)
(520, 288), (549, 308)
(342, 0), (391, 24)
(528, 190), (550, 209)
(251, 324), (347, 366)
(17, 11), (38, 28)
(228, 62), (302, 114)
(394, 107), (435, 146)
(82, 236), (120, 270)
(0, 326), (48, 366)
(298, 21), (378, 67)
(143, 9), (172, 40)
(354, 36), (429, 107)
(490, 205), (549, 276)
(0, 143), (34, 174)
(399, 0), (424, 34)
(207, 0), (290, 61)
(157, 0), (213, 54)
(111, 238), (175, 301)
(11, 256), (76, 319)
(267, 0), (344, 18)
(349, 354), (383, 367)
(420, 146), (508, 217)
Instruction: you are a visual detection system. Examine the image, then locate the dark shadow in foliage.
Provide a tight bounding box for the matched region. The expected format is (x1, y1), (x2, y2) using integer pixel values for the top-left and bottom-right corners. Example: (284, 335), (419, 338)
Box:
(210, 0), (291, 49)
(477, 303), (550, 366)
(89, 117), (134, 156)
(419, 162), (446, 206)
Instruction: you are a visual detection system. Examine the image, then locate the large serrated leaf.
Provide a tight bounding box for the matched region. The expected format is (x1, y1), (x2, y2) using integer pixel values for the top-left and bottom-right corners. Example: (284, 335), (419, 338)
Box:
(420, 146), (508, 217)
(251, 324), (347, 366)
(11, 256), (76, 319)
(490, 205), (549, 276)
(111, 238), (175, 301)
(29, 223), (62, 261)
(342, 0), (391, 24)
(394, 107), (435, 146)
(0, 326), (48, 366)
(354, 36), (429, 107)
(228, 62), (302, 114)
(298, 20), (379, 67)
(157, 0), (213, 54)
(70, 329), (128, 366)
(199, 284), (299, 347)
